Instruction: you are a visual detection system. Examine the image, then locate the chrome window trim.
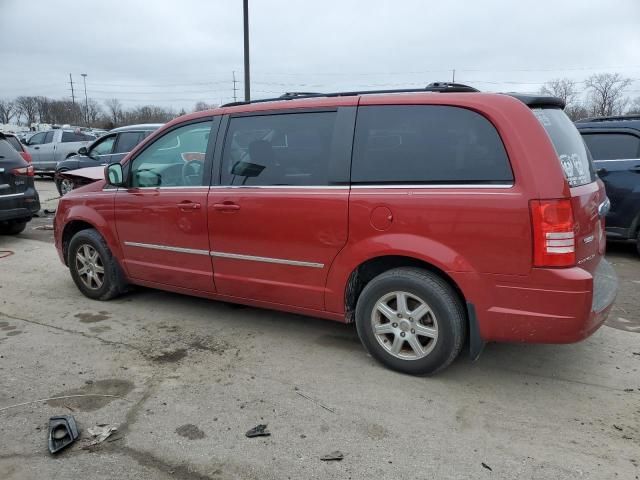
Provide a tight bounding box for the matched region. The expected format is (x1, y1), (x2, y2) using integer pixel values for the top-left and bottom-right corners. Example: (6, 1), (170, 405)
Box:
(124, 241), (209, 256)
(210, 251), (324, 268)
(0, 192), (24, 198)
(211, 185), (347, 190)
(116, 186), (211, 191)
(350, 184), (514, 189)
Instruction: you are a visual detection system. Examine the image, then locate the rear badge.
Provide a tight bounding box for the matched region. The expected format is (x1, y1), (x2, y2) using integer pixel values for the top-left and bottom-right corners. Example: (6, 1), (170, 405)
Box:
(583, 235), (594, 244)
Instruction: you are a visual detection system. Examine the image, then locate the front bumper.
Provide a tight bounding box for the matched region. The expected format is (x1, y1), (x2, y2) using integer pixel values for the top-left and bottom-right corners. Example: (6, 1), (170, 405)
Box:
(455, 258), (618, 344)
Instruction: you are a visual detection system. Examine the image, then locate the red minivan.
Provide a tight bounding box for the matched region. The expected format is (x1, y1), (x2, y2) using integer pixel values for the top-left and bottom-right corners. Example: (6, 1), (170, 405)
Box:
(54, 83), (617, 375)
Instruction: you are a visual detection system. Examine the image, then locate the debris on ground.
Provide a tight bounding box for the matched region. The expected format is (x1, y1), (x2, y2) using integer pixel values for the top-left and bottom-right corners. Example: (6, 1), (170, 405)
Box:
(48, 415), (79, 454)
(44, 208), (57, 214)
(245, 424), (270, 438)
(481, 462), (493, 471)
(294, 388), (336, 414)
(81, 424), (118, 449)
(320, 451), (344, 461)
(33, 225), (54, 231)
(623, 388), (634, 392)
(613, 424), (623, 431)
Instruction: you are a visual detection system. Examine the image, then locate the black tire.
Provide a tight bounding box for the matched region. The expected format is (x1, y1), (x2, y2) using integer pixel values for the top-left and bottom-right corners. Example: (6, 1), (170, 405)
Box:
(55, 172), (72, 196)
(68, 228), (127, 300)
(355, 267), (466, 376)
(0, 221), (27, 235)
(636, 230), (640, 257)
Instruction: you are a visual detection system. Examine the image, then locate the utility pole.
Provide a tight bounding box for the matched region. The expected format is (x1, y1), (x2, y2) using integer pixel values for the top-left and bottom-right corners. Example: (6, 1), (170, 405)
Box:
(452, 69), (456, 82)
(69, 73), (76, 105)
(81, 73), (88, 126)
(232, 71), (238, 102)
(243, 0), (250, 102)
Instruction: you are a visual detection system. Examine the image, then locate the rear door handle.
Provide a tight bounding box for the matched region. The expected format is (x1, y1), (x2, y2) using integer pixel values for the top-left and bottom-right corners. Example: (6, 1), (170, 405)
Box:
(630, 165), (640, 173)
(213, 202), (240, 211)
(176, 201), (201, 211)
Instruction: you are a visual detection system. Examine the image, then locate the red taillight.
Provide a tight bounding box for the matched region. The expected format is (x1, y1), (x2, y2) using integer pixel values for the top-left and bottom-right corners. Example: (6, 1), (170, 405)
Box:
(12, 165), (35, 177)
(530, 199), (576, 267)
(19, 151), (32, 163)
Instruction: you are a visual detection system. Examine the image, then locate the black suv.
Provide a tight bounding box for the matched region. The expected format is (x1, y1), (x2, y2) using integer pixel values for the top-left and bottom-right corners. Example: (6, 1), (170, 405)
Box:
(54, 123), (162, 195)
(576, 115), (640, 255)
(0, 133), (41, 235)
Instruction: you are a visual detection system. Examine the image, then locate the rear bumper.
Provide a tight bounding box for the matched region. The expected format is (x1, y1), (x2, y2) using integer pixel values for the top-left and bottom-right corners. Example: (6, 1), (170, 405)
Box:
(455, 259), (617, 343)
(0, 189), (40, 222)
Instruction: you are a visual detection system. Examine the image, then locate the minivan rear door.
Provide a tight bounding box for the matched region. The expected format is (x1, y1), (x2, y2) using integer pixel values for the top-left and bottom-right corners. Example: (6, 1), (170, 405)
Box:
(532, 108), (605, 274)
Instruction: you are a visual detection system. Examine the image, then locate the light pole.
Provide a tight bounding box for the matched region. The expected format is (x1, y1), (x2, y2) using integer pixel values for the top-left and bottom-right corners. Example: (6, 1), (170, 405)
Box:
(243, 0), (250, 102)
(81, 73), (88, 126)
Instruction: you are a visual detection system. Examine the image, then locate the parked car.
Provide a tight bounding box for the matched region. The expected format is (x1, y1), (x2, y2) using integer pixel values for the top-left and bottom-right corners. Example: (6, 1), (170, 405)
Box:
(54, 84), (617, 375)
(54, 124), (163, 195)
(0, 133), (40, 235)
(22, 129), (95, 176)
(4, 133), (32, 163)
(576, 116), (640, 255)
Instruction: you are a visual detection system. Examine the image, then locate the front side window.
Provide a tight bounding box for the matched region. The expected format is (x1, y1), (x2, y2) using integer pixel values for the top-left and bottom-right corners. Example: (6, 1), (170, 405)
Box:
(129, 121), (212, 188)
(582, 133), (640, 160)
(90, 135), (116, 156)
(43, 131), (54, 144)
(352, 106), (513, 184)
(220, 112), (337, 186)
(28, 132), (46, 145)
(113, 132), (143, 154)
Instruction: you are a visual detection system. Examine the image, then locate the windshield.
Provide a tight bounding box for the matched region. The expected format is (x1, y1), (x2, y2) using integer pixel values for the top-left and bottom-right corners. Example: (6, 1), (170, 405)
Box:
(533, 108), (595, 187)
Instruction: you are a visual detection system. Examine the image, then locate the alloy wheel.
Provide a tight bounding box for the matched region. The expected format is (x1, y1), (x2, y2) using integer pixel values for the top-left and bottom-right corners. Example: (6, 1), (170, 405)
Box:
(75, 244), (105, 290)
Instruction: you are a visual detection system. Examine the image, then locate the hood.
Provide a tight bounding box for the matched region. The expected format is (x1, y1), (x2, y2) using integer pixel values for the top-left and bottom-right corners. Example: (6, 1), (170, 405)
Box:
(62, 166), (105, 181)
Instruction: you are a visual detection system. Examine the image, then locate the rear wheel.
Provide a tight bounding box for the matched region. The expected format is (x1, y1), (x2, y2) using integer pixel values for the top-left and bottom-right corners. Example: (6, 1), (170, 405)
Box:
(68, 229), (127, 300)
(0, 221), (27, 235)
(355, 267), (466, 375)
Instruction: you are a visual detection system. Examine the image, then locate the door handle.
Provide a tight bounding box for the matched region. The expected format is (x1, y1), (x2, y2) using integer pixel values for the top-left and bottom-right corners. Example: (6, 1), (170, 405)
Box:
(212, 202), (240, 211)
(34, 146), (40, 150)
(630, 165), (640, 173)
(176, 201), (201, 211)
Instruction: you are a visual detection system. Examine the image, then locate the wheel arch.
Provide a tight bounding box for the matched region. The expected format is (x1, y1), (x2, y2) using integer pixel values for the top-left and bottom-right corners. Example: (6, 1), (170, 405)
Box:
(60, 208), (122, 267)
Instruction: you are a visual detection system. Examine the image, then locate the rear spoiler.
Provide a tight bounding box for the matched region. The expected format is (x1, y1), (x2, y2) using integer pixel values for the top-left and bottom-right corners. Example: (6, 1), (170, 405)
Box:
(505, 94), (565, 109)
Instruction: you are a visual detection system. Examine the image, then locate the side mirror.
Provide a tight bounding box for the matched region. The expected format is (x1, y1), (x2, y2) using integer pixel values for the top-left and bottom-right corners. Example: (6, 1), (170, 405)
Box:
(77, 146), (88, 155)
(22, 138), (29, 146)
(105, 163), (125, 187)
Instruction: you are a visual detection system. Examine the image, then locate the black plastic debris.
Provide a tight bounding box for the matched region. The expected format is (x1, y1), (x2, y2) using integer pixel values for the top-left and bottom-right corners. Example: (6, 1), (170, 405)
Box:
(320, 451), (344, 461)
(481, 462), (493, 471)
(48, 415), (79, 454)
(245, 424), (270, 438)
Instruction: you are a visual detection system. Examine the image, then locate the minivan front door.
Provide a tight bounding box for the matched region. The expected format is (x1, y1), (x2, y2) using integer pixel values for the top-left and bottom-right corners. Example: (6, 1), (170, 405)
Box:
(208, 110), (353, 310)
(115, 119), (218, 293)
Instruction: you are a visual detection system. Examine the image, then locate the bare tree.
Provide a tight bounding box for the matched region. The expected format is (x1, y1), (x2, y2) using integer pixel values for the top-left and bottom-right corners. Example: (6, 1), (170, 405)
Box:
(193, 101), (215, 112)
(15, 96), (40, 127)
(627, 97), (640, 115)
(86, 99), (103, 125)
(540, 78), (579, 107)
(0, 99), (17, 124)
(584, 73), (632, 117)
(104, 98), (123, 125)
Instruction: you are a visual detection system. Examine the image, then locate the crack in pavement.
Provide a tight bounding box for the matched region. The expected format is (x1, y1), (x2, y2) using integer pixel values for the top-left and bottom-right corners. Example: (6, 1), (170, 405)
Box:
(0, 310), (143, 353)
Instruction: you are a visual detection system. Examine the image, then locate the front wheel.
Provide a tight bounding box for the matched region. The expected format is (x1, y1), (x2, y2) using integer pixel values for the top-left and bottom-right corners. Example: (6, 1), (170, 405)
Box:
(355, 267), (466, 376)
(56, 175), (74, 196)
(68, 229), (127, 300)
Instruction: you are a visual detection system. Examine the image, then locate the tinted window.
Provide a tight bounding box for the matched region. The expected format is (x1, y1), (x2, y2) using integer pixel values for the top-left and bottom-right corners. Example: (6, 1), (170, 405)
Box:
(28, 132), (46, 145)
(221, 112), (336, 186)
(113, 132), (143, 154)
(90, 135), (116, 156)
(352, 106), (512, 184)
(533, 108), (595, 187)
(62, 131), (94, 142)
(0, 139), (21, 161)
(6, 136), (23, 151)
(44, 131), (54, 144)
(582, 133), (640, 160)
(130, 121), (212, 188)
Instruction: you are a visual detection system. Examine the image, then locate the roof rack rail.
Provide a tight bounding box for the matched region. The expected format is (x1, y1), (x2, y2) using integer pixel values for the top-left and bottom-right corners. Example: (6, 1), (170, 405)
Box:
(581, 114), (640, 122)
(221, 82), (479, 107)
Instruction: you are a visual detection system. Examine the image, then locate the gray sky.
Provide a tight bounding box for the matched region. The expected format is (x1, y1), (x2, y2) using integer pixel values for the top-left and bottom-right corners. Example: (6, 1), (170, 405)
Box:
(2, 0), (639, 110)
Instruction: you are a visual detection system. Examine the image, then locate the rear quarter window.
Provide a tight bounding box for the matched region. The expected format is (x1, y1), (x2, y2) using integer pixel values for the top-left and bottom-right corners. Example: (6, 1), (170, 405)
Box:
(581, 133), (640, 160)
(533, 108), (595, 187)
(6, 136), (23, 151)
(351, 105), (513, 184)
